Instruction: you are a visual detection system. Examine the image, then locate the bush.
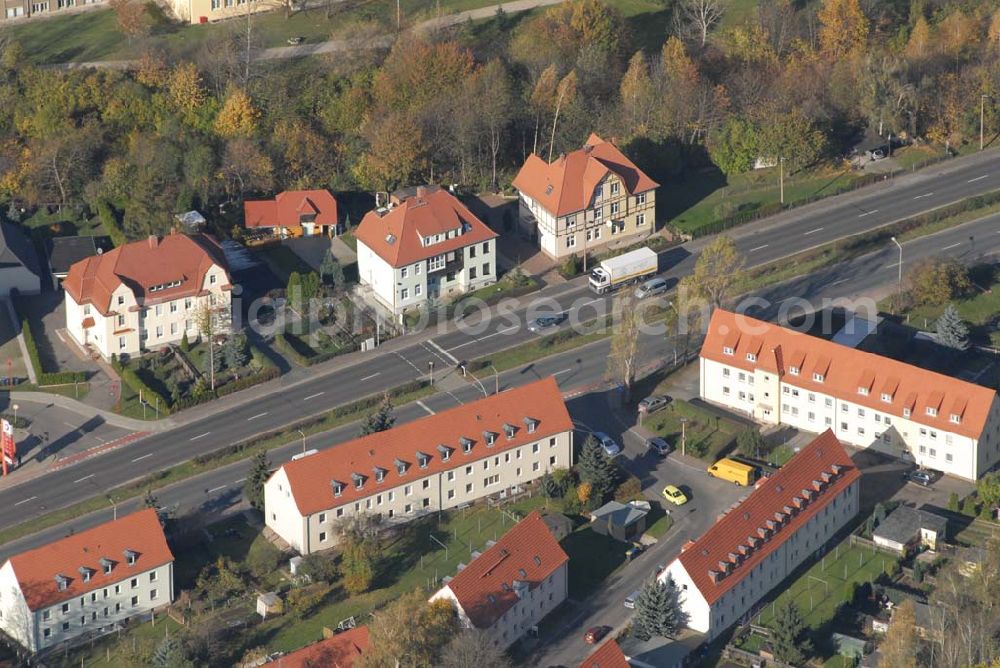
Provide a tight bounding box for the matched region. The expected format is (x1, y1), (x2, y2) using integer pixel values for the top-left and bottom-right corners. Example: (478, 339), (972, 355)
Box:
(561, 486), (582, 515)
(947, 492), (960, 512)
(119, 365), (172, 415)
(614, 475), (643, 502)
(559, 253), (582, 279)
(299, 553), (338, 584)
(960, 497), (978, 517)
(95, 199), (126, 247)
(246, 539), (282, 581)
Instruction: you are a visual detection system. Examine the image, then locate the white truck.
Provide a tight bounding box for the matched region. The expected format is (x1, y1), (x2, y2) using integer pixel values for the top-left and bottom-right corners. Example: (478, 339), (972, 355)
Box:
(588, 247), (658, 294)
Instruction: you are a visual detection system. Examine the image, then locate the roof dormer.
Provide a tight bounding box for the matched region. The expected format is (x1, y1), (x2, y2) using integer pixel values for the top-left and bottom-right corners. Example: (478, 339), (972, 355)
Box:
(483, 431), (497, 447)
(123, 549), (138, 567)
(55, 574), (71, 591)
(352, 472), (365, 490)
(416, 451), (431, 468)
(503, 423), (517, 440)
(394, 458), (408, 475)
(373, 466), (388, 483)
(332, 480), (345, 497)
(460, 437), (474, 454)
(78, 566), (95, 583)
(523, 417), (539, 433)
(437, 444), (453, 461)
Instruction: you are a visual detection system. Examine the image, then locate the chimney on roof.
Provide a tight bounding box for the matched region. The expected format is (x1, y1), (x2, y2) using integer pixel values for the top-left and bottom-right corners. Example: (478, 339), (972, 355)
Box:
(513, 580), (530, 599)
(557, 153), (566, 164)
(582, 144), (593, 154)
(148, 235), (158, 249)
(416, 185), (427, 198)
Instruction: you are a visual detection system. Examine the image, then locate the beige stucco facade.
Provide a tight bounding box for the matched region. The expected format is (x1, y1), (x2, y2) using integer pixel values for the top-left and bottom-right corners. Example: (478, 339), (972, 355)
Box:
(64, 263), (231, 360)
(265, 431), (573, 555)
(166, 0), (282, 24)
(518, 173), (656, 260)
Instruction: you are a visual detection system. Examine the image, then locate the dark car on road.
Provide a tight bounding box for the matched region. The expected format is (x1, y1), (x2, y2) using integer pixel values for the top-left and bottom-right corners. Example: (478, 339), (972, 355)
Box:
(528, 313), (566, 333)
(647, 437), (673, 456)
(584, 626), (610, 644)
(638, 395), (671, 415)
(906, 470), (935, 486)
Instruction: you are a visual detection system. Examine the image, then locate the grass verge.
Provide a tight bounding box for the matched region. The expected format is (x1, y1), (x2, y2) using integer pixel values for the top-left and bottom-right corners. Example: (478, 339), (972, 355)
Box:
(0, 380), (433, 547)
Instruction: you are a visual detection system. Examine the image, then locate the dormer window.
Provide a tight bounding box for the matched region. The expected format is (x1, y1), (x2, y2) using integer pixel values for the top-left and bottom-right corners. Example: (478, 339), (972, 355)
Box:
(437, 444), (452, 461)
(524, 417), (538, 433)
(124, 550), (138, 567)
(79, 567), (94, 583)
(858, 387), (869, 396)
(903, 408), (911, 418)
(926, 407), (938, 417)
(374, 467), (387, 483)
(332, 481), (344, 497)
(461, 437), (474, 454)
(950, 414), (961, 424)
(395, 458), (408, 475)
(789, 366), (799, 376)
(484, 431), (497, 447)
(352, 473), (365, 490)
(55, 574), (70, 591)
(813, 373), (824, 383)
(746, 353), (757, 362)
(881, 393), (892, 403)
(416, 452), (431, 468)
(723, 346), (734, 356)
(100, 558), (114, 575)
(503, 424), (516, 440)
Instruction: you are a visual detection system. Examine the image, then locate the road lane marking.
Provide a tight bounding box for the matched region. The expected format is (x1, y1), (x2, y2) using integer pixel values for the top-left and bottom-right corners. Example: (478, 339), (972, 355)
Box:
(73, 474), (95, 484)
(885, 262), (901, 269)
(858, 209), (879, 217)
(207, 484), (228, 494)
(189, 432), (211, 441)
(578, 298), (604, 309)
(302, 391), (324, 400)
(247, 412), (268, 421)
(829, 278), (850, 286)
(803, 227), (824, 236)
(360, 373), (380, 381)
(913, 192), (934, 199)
(416, 400), (435, 415)
(235, 478), (246, 484)
(394, 351), (424, 375)
(941, 242), (961, 251)
(748, 244), (769, 252)
(968, 174), (989, 183)
(426, 339), (459, 364)
(450, 325), (520, 350)
(14, 496), (36, 506)
(131, 453), (153, 462)
(553, 368), (574, 376)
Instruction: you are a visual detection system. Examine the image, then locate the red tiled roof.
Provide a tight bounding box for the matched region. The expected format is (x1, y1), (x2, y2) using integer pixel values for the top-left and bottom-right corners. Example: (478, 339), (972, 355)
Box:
(701, 309), (997, 440)
(62, 233), (231, 317)
(354, 186), (497, 267)
(512, 133), (659, 218)
(7, 509), (173, 611)
(244, 190), (339, 230)
(444, 511), (568, 630)
(278, 377), (573, 517)
(271, 626), (369, 668)
(579, 638), (630, 668)
(677, 430), (859, 605)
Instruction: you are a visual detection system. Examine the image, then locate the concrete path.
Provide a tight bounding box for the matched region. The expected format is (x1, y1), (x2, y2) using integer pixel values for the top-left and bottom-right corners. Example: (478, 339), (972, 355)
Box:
(50, 0), (563, 70)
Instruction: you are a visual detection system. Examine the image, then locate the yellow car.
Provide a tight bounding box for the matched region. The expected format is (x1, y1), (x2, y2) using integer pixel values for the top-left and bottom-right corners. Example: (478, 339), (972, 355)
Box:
(661, 484), (688, 506)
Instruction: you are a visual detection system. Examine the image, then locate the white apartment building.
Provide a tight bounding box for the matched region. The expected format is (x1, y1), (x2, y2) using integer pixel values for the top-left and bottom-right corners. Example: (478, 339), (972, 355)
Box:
(355, 186), (498, 315)
(659, 430), (860, 640)
(62, 233), (232, 360)
(264, 377), (573, 555)
(512, 133), (658, 260)
(700, 309), (1000, 480)
(429, 511), (568, 649)
(0, 509), (174, 653)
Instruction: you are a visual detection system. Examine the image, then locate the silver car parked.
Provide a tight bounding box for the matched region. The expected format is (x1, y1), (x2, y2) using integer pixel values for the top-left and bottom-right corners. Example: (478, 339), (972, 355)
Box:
(634, 277), (668, 299)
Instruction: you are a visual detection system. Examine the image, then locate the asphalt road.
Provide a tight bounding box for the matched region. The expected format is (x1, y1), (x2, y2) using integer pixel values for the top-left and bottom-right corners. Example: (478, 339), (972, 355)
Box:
(2, 214), (997, 557)
(1, 151), (999, 542)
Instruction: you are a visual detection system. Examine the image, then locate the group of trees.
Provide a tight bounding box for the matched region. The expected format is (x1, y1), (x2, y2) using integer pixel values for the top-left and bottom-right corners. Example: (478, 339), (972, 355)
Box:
(5, 0), (1000, 240)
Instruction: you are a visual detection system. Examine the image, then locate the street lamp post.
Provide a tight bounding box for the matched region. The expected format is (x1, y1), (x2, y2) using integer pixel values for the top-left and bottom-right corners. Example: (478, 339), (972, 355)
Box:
(779, 157), (785, 205)
(488, 364), (499, 395)
(296, 429), (306, 454)
(428, 361), (434, 385)
(679, 417), (689, 457)
(11, 403), (18, 428)
(982, 94), (990, 151)
(890, 236), (903, 312)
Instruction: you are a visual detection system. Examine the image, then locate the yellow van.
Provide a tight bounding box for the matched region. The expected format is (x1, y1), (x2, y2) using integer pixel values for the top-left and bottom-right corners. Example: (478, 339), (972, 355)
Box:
(707, 458), (755, 486)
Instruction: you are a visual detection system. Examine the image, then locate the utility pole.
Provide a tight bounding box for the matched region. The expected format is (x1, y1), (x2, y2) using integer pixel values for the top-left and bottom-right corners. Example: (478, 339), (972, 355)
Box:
(982, 94), (990, 151)
(296, 429), (306, 454)
(680, 418), (688, 457)
(779, 157), (785, 205)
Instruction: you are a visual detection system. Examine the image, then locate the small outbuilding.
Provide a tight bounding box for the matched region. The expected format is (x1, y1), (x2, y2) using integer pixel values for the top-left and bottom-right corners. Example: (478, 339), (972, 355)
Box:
(873, 506), (947, 555)
(46, 236), (99, 283)
(541, 512), (573, 542)
(0, 222), (42, 296)
(256, 591), (283, 619)
(590, 500), (648, 543)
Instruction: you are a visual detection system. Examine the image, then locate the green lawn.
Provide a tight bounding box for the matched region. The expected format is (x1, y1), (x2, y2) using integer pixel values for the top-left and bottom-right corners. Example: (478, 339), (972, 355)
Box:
(642, 399), (744, 462)
(644, 503), (674, 539)
(753, 540), (895, 631)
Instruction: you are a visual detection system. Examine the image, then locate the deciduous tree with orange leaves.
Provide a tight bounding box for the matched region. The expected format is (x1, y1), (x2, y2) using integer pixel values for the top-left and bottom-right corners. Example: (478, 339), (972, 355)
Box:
(817, 0), (868, 58)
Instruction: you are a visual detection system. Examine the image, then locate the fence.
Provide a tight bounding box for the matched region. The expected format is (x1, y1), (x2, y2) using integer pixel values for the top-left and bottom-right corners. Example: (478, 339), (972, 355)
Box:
(849, 533), (904, 558)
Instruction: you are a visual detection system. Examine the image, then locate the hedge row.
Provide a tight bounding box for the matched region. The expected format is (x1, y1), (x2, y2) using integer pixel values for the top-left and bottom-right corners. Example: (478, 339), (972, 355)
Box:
(117, 364), (172, 416)
(189, 378), (429, 467)
(172, 365), (281, 410)
(275, 332), (351, 368)
(18, 315), (87, 386)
